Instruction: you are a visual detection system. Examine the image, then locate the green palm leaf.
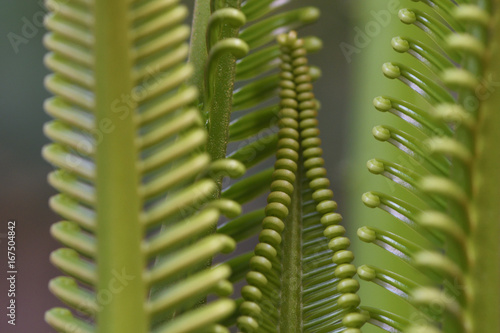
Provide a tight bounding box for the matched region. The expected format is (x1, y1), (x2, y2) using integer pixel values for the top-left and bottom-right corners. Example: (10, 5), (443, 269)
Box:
(236, 32), (364, 333)
(188, 0), (324, 289)
(358, 0), (500, 331)
(185, 2), (351, 331)
(43, 1), (241, 332)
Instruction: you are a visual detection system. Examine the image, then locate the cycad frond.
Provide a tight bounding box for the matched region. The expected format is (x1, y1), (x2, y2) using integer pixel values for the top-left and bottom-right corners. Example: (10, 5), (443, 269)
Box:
(236, 32), (364, 333)
(201, 0), (322, 177)
(192, 0), (323, 293)
(43, 1), (239, 332)
(359, 0), (500, 331)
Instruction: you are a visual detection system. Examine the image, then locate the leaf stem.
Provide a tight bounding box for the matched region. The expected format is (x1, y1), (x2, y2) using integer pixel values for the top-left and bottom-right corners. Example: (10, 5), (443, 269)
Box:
(468, 2), (500, 328)
(188, 0), (211, 99)
(95, 1), (146, 332)
(204, 0), (243, 194)
(280, 159), (303, 332)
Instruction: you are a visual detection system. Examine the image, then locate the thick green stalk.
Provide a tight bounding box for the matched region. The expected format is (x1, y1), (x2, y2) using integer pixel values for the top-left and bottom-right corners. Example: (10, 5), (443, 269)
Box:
(95, 1), (146, 332)
(204, 0), (243, 192)
(279, 161), (303, 332)
(188, 0), (211, 98)
(469, 2), (500, 328)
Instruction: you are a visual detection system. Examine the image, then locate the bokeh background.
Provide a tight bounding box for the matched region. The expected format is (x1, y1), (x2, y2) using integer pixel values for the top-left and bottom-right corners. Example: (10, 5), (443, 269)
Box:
(0, 0), (427, 331)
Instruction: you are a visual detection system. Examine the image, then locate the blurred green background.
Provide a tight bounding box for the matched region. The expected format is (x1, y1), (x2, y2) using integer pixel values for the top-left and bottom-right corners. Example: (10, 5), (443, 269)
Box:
(0, 0), (426, 331)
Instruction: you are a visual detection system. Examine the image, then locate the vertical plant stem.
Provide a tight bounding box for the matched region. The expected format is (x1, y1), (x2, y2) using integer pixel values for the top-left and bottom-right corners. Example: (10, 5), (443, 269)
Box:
(188, 0), (211, 98)
(280, 161), (303, 332)
(95, 1), (146, 332)
(469, 2), (500, 328)
(205, 0), (242, 194)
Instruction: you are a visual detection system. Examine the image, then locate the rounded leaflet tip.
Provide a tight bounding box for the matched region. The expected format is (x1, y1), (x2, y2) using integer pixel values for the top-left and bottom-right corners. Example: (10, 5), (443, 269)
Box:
(337, 278), (360, 293)
(219, 235), (236, 253)
(304, 36), (323, 53)
(246, 271), (268, 288)
(338, 293), (361, 308)
(382, 62), (401, 79)
(215, 280), (233, 297)
(239, 301), (261, 317)
(328, 236), (351, 252)
(391, 36), (410, 53)
(300, 7), (320, 23)
(399, 9), (417, 24)
(372, 125), (391, 141)
(249, 256), (272, 273)
(332, 250), (355, 264)
(237, 315), (259, 332)
(362, 192), (381, 208)
(241, 285), (262, 302)
(373, 96), (392, 111)
(357, 265), (377, 281)
(342, 312), (368, 328)
(258, 229), (282, 247)
(367, 159), (385, 174)
(335, 263), (357, 279)
(323, 224), (346, 238)
(308, 66), (321, 81)
(50, 276), (77, 288)
(357, 226), (377, 242)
